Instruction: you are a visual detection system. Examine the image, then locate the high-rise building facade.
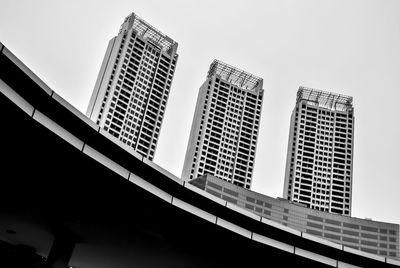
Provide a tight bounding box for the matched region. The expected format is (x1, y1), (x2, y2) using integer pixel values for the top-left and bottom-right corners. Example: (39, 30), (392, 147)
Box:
(86, 12), (178, 160)
(182, 60), (263, 189)
(283, 87), (354, 216)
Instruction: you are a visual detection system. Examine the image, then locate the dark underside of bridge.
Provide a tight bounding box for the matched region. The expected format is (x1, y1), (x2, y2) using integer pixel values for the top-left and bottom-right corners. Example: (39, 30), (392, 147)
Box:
(0, 43), (397, 268)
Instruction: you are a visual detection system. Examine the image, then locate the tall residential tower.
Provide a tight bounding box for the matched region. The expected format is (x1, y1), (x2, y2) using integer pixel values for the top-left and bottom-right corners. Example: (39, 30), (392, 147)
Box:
(182, 60), (263, 189)
(283, 87), (354, 216)
(86, 12), (178, 160)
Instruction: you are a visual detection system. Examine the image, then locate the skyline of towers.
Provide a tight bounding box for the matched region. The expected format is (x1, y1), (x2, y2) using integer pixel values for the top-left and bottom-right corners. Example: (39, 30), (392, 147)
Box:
(283, 87), (354, 216)
(85, 12), (357, 217)
(182, 60), (264, 189)
(86, 12), (178, 160)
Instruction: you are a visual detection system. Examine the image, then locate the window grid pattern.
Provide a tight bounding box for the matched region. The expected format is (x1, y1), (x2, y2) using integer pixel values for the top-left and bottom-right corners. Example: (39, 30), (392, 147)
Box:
(194, 175), (399, 259)
(287, 100), (353, 216)
(98, 30), (177, 160)
(188, 77), (262, 189)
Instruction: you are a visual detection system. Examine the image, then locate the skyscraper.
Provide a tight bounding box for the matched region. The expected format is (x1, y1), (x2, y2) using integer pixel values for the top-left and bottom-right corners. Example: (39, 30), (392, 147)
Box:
(86, 12), (178, 160)
(283, 87), (354, 216)
(182, 60), (264, 189)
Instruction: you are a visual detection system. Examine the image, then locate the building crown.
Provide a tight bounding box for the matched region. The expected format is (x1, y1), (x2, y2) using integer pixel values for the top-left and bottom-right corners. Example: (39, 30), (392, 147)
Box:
(207, 60), (263, 91)
(120, 12), (178, 55)
(297, 86), (353, 112)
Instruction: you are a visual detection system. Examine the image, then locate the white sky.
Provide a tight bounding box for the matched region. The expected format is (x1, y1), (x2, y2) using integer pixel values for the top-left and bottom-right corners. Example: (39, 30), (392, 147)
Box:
(1, 0), (400, 224)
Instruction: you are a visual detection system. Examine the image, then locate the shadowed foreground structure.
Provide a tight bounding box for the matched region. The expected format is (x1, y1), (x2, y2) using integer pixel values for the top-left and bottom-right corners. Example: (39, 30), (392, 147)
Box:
(0, 42), (399, 267)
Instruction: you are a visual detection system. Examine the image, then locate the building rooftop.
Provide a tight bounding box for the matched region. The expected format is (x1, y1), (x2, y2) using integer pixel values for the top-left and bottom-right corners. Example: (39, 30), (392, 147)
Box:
(121, 12), (178, 54)
(207, 59), (263, 91)
(297, 86), (353, 112)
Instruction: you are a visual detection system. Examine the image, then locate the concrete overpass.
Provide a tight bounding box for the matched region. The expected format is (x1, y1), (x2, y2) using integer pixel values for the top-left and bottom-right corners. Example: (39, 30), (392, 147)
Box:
(0, 42), (399, 267)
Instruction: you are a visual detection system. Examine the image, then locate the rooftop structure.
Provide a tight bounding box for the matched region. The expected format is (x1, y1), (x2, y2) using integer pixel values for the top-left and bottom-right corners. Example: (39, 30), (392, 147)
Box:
(207, 60), (263, 91)
(121, 12), (178, 55)
(297, 86), (353, 112)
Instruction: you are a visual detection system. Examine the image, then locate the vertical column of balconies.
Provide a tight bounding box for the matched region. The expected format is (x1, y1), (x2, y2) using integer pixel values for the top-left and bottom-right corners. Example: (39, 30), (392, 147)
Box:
(116, 32), (145, 147)
(285, 107), (299, 201)
(215, 82), (239, 183)
(290, 102), (315, 206)
(312, 108), (334, 212)
(101, 32), (129, 137)
(203, 78), (223, 177)
(145, 52), (176, 159)
(186, 79), (213, 180)
(233, 90), (262, 189)
(330, 110), (353, 215)
(134, 41), (176, 160)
